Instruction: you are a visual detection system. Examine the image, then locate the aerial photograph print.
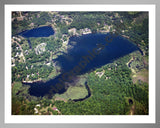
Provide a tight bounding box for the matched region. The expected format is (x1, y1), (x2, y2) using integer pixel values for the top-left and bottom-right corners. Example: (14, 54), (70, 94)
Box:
(11, 11), (149, 115)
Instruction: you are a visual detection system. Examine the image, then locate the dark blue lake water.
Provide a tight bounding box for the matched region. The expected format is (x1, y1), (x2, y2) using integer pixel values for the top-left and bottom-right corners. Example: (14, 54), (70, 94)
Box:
(25, 33), (139, 97)
(19, 26), (54, 38)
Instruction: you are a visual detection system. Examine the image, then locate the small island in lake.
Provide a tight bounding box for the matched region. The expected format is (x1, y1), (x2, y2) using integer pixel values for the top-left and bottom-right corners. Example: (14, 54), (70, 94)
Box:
(12, 11), (149, 115)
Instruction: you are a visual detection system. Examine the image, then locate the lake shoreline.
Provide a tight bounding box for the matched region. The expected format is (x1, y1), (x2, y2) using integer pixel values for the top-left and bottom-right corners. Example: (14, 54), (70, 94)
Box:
(18, 26), (140, 101)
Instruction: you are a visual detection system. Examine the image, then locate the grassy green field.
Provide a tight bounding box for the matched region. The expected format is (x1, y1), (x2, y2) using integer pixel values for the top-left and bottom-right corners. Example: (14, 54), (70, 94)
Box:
(55, 86), (88, 100)
(55, 76), (88, 100)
